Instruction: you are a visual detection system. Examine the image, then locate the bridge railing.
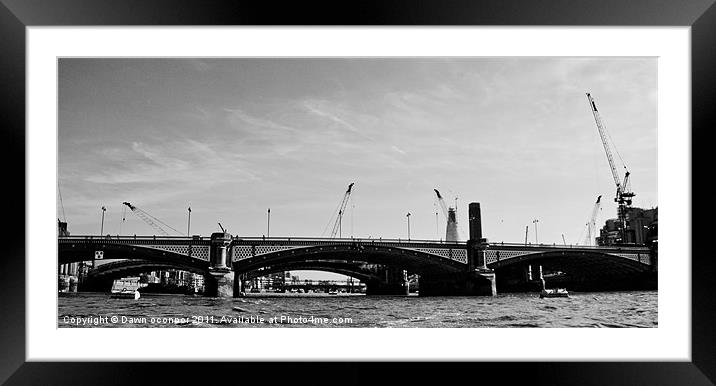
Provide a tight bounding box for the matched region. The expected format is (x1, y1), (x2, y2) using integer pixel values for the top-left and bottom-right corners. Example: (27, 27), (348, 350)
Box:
(231, 236), (467, 245)
(59, 235), (468, 246)
(59, 235), (208, 241)
(487, 242), (651, 251)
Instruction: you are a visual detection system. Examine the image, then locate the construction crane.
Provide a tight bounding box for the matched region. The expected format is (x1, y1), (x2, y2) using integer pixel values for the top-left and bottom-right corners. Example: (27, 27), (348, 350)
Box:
(324, 183), (354, 238)
(434, 189), (459, 241)
(122, 202), (182, 236)
(57, 181), (69, 236)
(584, 195), (602, 246)
(434, 189), (450, 220)
(586, 93), (635, 243)
(57, 181), (67, 223)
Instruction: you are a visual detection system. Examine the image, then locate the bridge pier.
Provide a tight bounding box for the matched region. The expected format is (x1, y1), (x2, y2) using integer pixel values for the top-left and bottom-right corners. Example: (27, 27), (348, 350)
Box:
(205, 270), (239, 297)
(205, 231), (241, 297)
(650, 247), (658, 272)
(419, 270), (496, 296)
(416, 202), (498, 296)
(365, 267), (409, 295)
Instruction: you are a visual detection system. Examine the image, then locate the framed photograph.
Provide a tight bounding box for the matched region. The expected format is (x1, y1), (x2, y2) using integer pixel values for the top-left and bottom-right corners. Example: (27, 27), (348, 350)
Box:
(3, 0), (713, 384)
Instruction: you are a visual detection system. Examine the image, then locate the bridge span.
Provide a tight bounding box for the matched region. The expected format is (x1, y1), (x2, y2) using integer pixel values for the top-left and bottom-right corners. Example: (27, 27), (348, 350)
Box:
(59, 203), (656, 297)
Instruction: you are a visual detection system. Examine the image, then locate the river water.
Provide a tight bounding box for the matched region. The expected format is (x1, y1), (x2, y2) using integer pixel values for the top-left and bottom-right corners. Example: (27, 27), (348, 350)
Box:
(58, 291), (657, 328)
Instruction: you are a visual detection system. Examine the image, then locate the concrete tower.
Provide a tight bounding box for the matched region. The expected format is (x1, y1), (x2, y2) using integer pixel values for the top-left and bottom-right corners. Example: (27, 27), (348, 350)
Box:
(446, 207), (459, 242)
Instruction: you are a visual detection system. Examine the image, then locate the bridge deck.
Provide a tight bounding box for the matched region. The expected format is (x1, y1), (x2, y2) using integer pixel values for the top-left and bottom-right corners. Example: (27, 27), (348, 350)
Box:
(59, 236), (653, 268)
(59, 235), (649, 251)
(59, 235), (465, 246)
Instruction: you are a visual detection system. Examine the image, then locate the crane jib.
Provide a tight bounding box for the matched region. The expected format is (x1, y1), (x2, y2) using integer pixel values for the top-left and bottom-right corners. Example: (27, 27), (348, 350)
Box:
(587, 95), (623, 190)
(328, 183), (355, 238)
(122, 201), (181, 236)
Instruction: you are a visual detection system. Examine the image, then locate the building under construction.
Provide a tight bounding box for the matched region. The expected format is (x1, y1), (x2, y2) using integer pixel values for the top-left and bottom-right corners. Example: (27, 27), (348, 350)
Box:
(434, 189), (459, 242)
(598, 206), (657, 247)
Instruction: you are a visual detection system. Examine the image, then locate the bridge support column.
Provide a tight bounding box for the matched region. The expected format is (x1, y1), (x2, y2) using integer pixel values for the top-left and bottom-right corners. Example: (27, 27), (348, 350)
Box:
(366, 267), (409, 296)
(209, 232), (232, 269)
(205, 231), (239, 297)
(431, 202), (497, 296)
(419, 271), (496, 296)
(467, 202), (488, 270)
(205, 270), (238, 297)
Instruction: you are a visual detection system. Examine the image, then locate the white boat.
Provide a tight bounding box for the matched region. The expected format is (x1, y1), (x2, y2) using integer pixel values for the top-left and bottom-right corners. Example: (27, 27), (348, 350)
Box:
(538, 268), (569, 298)
(110, 277), (141, 300)
(540, 288), (569, 298)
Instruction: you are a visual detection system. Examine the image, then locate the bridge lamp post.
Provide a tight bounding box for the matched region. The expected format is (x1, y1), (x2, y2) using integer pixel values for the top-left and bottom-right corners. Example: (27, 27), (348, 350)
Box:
(100, 206), (106, 235)
(406, 212), (411, 240)
(532, 219), (539, 244)
(187, 207), (191, 236)
(267, 208), (271, 238)
(435, 211), (439, 240)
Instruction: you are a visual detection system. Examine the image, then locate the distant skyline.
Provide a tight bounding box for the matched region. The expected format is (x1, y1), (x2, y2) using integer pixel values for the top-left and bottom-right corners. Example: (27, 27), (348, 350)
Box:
(58, 58), (657, 279)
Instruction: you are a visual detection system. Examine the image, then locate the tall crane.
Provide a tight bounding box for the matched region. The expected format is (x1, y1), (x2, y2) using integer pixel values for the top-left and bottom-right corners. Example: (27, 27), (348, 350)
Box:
(122, 202), (182, 236)
(324, 183), (354, 238)
(57, 181), (67, 224)
(584, 195), (602, 246)
(586, 93), (635, 242)
(434, 189), (450, 220)
(57, 181), (69, 236)
(434, 189), (459, 241)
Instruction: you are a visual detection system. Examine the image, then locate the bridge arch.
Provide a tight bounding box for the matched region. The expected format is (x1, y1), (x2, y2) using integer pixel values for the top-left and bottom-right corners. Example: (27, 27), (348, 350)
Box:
(87, 259), (210, 281)
(59, 240), (209, 269)
(487, 249), (652, 276)
(232, 243), (466, 276)
(80, 259), (210, 292)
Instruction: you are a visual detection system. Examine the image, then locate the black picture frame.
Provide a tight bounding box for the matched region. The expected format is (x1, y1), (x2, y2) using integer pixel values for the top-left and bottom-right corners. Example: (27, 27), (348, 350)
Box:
(2, 0), (712, 384)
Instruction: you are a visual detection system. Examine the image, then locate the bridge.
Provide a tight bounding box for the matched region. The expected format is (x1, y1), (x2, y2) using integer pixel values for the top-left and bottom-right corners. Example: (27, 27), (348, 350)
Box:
(58, 203), (656, 297)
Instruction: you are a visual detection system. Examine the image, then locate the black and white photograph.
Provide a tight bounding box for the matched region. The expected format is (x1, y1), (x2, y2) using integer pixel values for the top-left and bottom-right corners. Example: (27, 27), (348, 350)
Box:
(57, 57), (658, 328)
(3, 0), (711, 382)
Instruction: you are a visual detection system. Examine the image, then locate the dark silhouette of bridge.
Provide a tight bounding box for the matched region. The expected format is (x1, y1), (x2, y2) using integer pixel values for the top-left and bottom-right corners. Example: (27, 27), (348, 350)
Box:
(59, 203), (656, 297)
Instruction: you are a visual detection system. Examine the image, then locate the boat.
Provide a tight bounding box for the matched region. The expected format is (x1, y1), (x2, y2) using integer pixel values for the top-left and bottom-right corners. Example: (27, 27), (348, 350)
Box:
(538, 278), (568, 298)
(110, 277), (141, 300)
(536, 266), (569, 298)
(328, 289), (339, 295)
(540, 288), (569, 298)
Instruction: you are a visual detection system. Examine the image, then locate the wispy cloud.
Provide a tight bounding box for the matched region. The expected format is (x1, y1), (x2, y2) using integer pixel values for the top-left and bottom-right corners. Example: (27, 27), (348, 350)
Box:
(391, 145), (407, 155)
(224, 107), (300, 133)
(84, 138), (258, 186)
(303, 100), (374, 141)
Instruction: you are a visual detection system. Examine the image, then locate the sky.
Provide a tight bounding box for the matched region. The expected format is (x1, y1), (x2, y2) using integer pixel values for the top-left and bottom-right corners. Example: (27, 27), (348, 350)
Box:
(58, 58), (657, 279)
